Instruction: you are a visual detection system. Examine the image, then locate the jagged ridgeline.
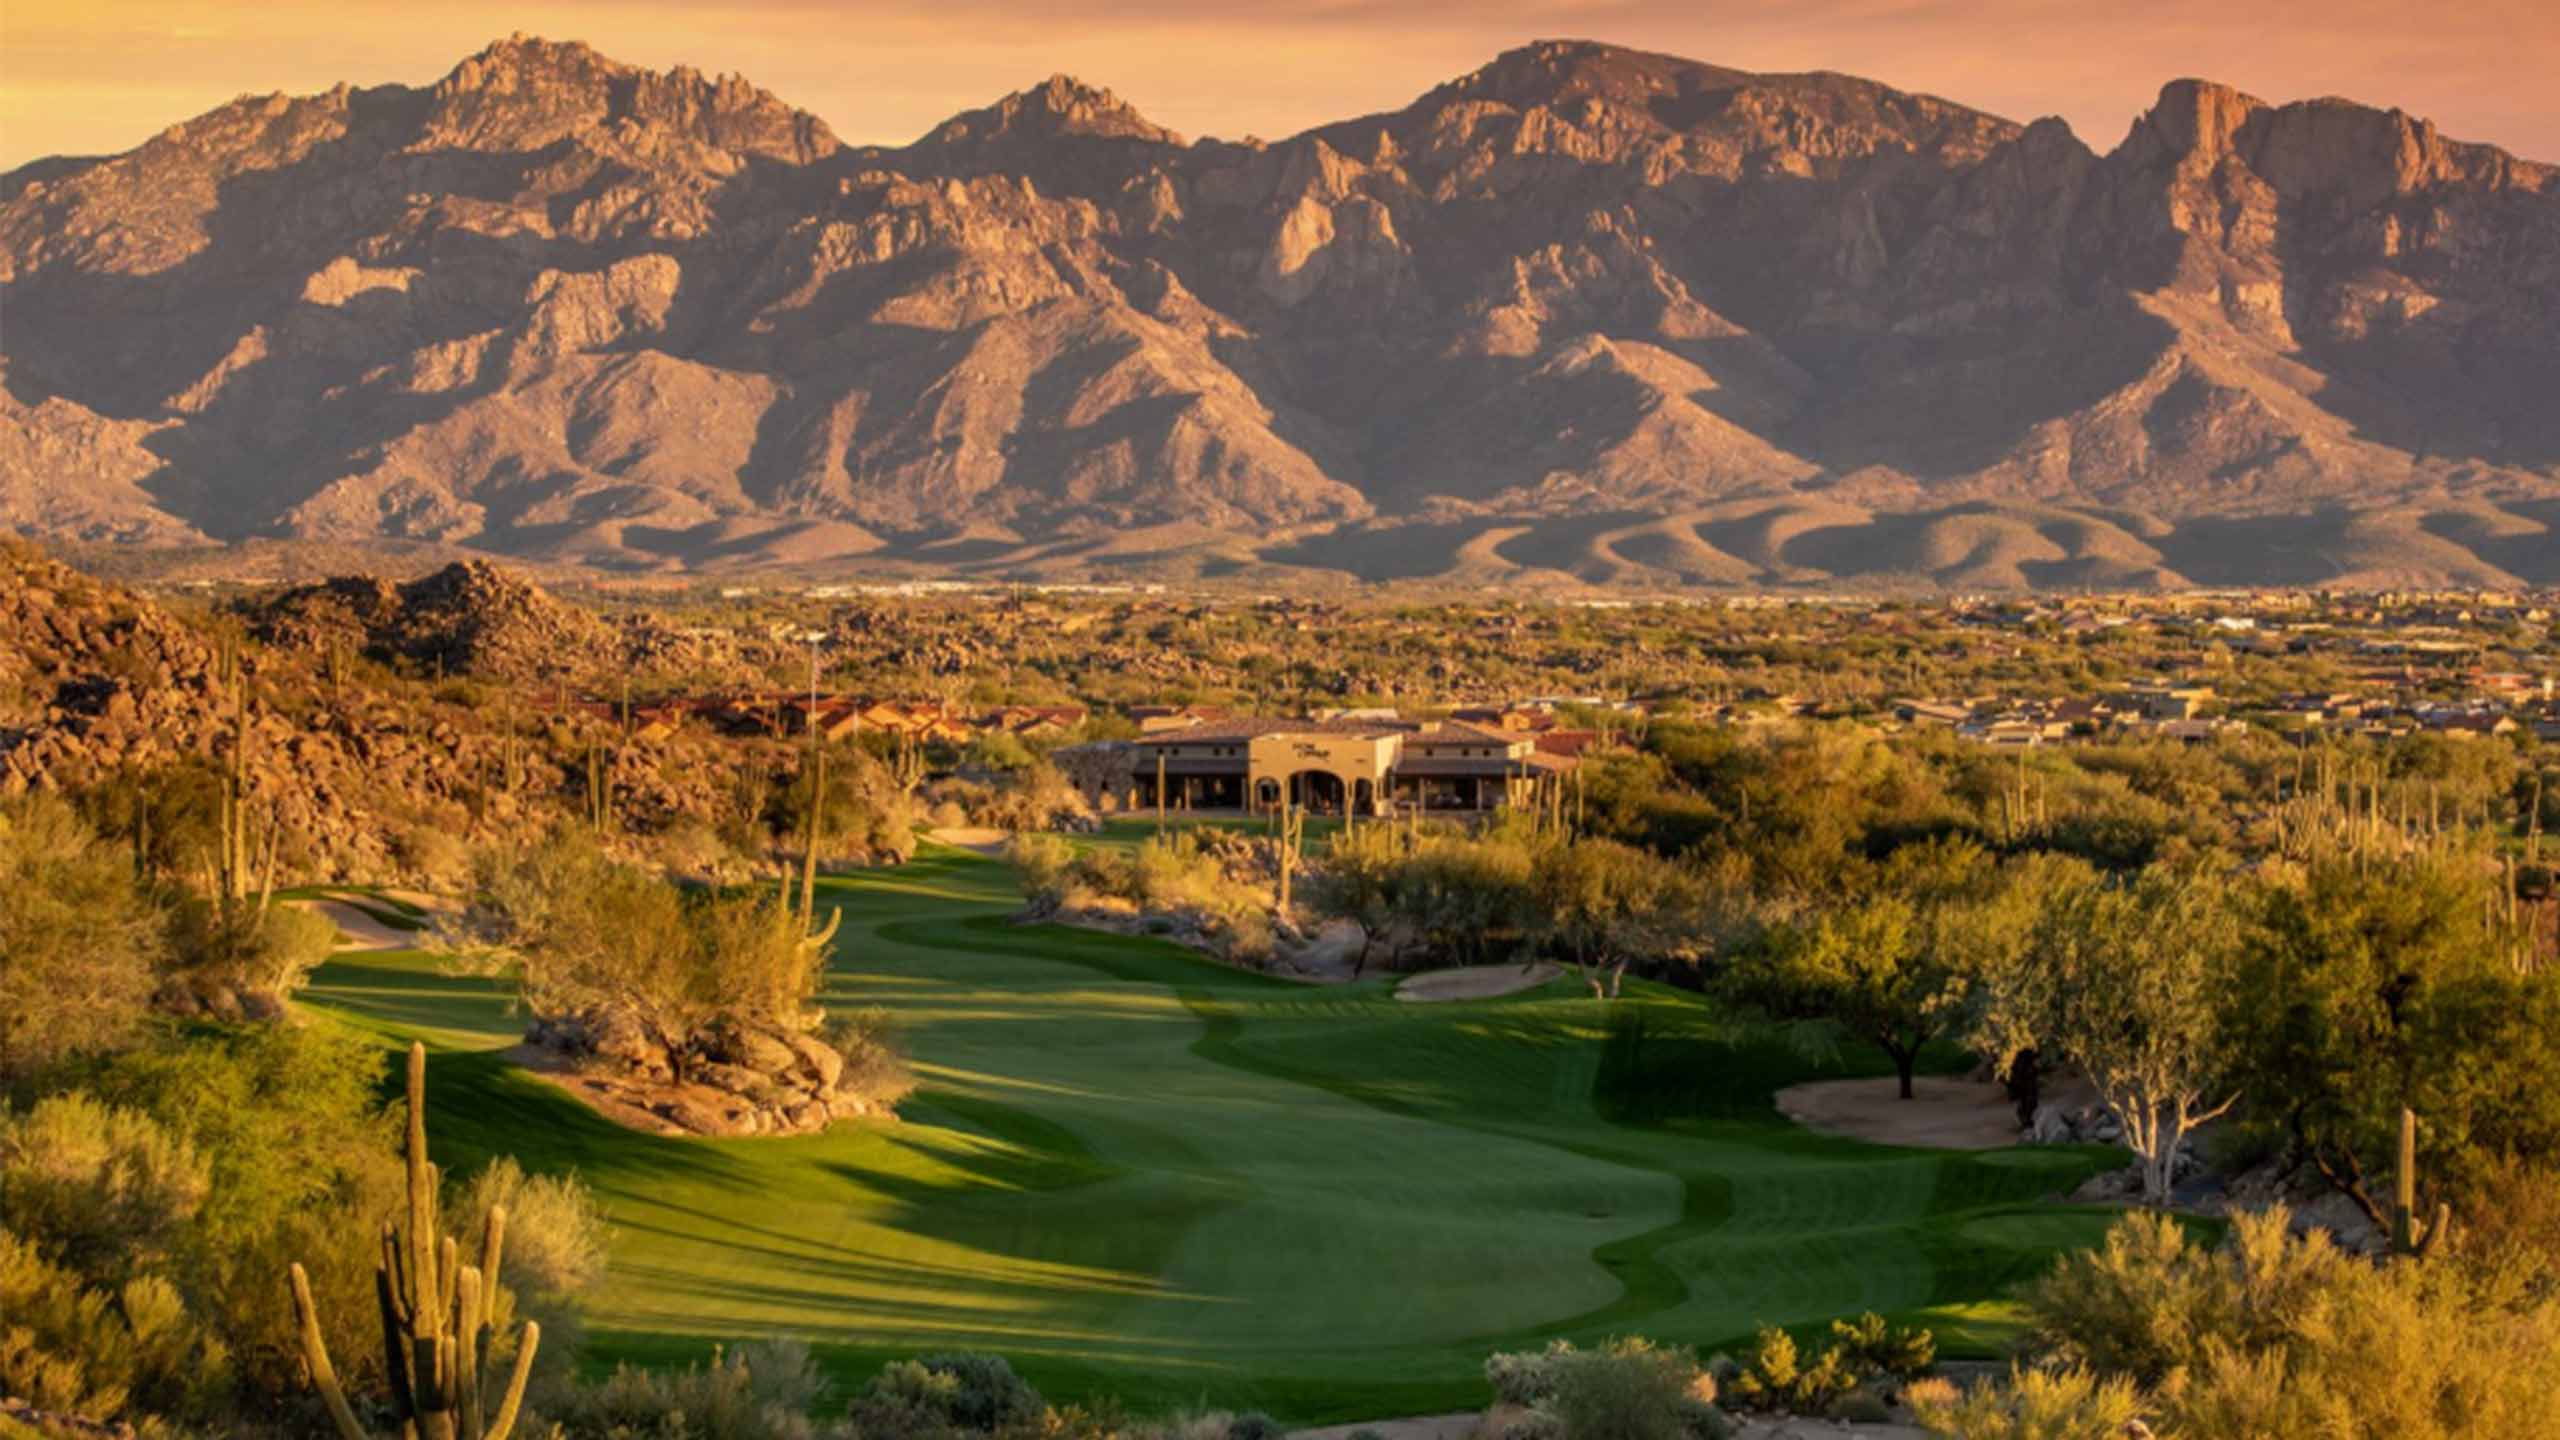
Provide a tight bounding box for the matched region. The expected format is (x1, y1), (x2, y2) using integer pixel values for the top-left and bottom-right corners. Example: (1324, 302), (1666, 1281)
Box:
(2, 36), (2556, 588)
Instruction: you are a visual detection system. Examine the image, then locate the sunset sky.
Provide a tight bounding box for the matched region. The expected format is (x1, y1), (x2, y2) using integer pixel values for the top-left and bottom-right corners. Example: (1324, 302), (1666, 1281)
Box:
(5, 0), (2556, 170)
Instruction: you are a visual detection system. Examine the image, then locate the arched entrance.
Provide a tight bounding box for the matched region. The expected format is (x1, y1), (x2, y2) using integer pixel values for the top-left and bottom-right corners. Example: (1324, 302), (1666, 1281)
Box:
(1290, 769), (1348, 815)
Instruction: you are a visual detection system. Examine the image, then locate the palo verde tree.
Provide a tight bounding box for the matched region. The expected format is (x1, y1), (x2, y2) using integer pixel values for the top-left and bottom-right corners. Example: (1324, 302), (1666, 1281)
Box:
(2226, 848), (2560, 1234)
(1533, 836), (1701, 999)
(1990, 861), (2248, 1205)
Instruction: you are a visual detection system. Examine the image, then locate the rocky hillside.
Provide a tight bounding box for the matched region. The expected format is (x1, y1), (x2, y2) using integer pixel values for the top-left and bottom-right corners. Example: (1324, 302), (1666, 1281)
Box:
(0, 541), (760, 880)
(2, 36), (2555, 589)
(245, 559), (618, 684)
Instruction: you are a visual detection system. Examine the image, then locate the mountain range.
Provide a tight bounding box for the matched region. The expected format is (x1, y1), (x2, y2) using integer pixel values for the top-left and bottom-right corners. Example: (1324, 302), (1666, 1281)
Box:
(4, 35), (2556, 589)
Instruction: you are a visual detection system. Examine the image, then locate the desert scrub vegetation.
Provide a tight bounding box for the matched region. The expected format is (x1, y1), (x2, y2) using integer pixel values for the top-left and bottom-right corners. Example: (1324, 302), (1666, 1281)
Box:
(0, 792), (166, 1078)
(1008, 829), (1275, 962)
(1482, 1336), (1728, 1440)
(0, 1027), (609, 1436)
(452, 830), (834, 1076)
(1912, 1207), (2560, 1439)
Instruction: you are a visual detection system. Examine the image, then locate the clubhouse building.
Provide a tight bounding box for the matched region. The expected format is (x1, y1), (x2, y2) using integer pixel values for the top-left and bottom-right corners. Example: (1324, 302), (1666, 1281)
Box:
(1121, 717), (1579, 817)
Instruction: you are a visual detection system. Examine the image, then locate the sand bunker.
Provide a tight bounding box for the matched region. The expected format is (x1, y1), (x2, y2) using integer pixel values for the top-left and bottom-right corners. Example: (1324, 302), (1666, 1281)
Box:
(1394, 962), (1564, 1003)
(1776, 1074), (2098, 1150)
(927, 826), (1013, 855)
(286, 897), (419, 952)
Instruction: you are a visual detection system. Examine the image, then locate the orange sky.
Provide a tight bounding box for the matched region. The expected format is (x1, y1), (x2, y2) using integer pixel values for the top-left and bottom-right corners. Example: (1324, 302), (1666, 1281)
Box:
(5, 0), (2556, 169)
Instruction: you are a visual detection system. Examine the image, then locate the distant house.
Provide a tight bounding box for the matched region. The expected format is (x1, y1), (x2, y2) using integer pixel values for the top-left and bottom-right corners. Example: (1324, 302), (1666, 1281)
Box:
(1127, 716), (1575, 816)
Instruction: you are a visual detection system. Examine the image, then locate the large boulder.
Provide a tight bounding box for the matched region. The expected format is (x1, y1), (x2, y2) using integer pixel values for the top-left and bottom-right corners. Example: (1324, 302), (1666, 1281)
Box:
(709, 1023), (802, 1077)
(786, 1032), (845, 1091)
(692, 1061), (770, 1098)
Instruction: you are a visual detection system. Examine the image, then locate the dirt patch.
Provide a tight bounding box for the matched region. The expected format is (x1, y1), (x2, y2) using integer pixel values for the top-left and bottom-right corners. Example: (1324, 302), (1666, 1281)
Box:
(927, 826), (1013, 856)
(1776, 1074), (2096, 1150)
(1395, 962), (1564, 1003)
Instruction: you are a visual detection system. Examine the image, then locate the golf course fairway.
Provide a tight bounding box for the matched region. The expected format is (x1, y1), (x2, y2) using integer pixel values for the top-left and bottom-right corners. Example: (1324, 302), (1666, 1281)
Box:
(302, 841), (2124, 1422)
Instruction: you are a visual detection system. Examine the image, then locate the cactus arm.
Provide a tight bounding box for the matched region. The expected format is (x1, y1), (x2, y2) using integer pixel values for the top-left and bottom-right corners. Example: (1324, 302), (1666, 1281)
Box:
(809, 905), (842, 951)
(477, 1208), (507, 1331)
(483, 1321), (538, 1440)
(435, 1235), (460, 1346)
(453, 1266), (484, 1440)
(376, 1261), (417, 1422)
(292, 1263), (373, 1440)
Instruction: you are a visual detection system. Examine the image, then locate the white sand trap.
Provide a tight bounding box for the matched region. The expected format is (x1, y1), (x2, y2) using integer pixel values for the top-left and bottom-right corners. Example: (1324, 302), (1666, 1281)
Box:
(1777, 1074), (2098, 1150)
(1395, 962), (1564, 1003)
(927, 826), (1012, 856)
(286, 897), (417, 952)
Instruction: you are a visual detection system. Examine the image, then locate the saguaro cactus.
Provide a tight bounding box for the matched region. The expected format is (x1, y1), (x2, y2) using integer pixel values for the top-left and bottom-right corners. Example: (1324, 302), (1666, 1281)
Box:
(289, 1042), (538, 1440)
(2392, 1105), (2452, 1259)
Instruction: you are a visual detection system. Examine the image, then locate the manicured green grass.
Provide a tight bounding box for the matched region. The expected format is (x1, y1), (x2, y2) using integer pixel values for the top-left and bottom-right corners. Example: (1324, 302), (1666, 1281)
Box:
(302, 844), (2124, 1422)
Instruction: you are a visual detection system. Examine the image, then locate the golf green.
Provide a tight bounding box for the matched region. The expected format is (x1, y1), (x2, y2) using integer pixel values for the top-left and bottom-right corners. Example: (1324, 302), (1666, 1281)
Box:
(302, 842), (2122, 1421)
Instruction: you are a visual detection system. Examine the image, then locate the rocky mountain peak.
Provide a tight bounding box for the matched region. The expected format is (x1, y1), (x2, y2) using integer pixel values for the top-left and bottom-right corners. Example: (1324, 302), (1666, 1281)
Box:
(919, 74), (1181, 149)
(422, 34), (837, 162)
(1436, 39), (1755, 114)
(2132, 78), (2268, 165)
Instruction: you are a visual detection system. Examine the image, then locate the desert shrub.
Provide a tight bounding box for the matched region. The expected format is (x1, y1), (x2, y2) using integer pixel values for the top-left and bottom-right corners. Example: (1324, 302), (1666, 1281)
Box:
(0, 1027), (407, 1427)
(389, 818), (473, 890)
(1499, 1415), (1566, 1440)
(0, 1097), (208, 1283)
(0, 792), (165, 1080)
(1486, 1338), (1578, 1405)
(68, 1025), (404, 1402)
(650, 817), (756, 884)
(1715, 1325), (1854, 1414)
(1138, 1412), (1283, 1440)
(1907, 1368), (2144, 1440)
(542, 1340), (828, 1440)
(0, 1227), (233, 1426)
(457, 832), (838, 1073)
(965, 732), (1037, 774)
(769, 743), (920, 865)
(847, 1350), (1043, 1435)
(1544, 1336), (1720, 1440)
(821, 1008), (917, 1113)
(1989, 1206), (2560, 1438)
(454, 1155), (610, 1356)
(162, 894), (339, 1001)
(1822, 1310), (1934, 1384)
(2457, 1152), (2560, 1301)
(1008, 832), (1077, 912)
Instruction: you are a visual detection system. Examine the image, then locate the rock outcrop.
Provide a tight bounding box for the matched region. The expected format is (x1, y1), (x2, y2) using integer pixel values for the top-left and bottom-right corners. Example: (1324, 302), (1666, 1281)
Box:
(245, 559), (617, 684)
(3, 36), (2555, 588)
(0, 541), (766, 878)
(522, 1006), (896, 1137)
